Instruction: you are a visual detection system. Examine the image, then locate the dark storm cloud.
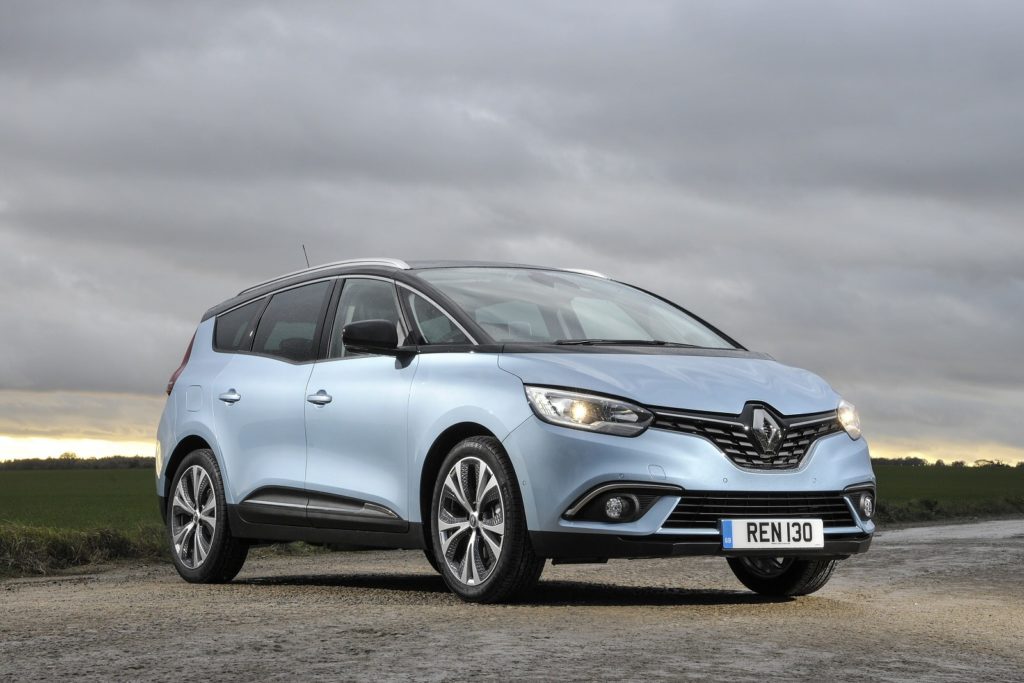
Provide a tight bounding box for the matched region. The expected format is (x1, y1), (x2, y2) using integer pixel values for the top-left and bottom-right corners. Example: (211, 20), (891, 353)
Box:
(0, 1), (1022, 456)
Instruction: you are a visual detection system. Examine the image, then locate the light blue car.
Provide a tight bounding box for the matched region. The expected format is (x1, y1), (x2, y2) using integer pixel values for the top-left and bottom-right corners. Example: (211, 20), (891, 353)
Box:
(156, 259), (874, 602)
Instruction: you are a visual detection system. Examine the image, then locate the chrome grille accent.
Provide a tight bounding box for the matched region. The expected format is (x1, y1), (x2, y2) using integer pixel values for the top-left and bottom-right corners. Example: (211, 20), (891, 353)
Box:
(652, 405), (842, 470)
(664, 491), (857, 529)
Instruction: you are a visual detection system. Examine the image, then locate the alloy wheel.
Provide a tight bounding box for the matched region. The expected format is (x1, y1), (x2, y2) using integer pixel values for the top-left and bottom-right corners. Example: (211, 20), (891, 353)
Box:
(437, 456), (505, 586)
(738, 556), (794, 578)
(170, 465), (217, 569)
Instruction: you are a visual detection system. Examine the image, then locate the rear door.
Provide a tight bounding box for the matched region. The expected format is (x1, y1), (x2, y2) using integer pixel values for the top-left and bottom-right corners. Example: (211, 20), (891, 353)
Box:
(212, 280), (333, 516)
(303, 277), (418, 528)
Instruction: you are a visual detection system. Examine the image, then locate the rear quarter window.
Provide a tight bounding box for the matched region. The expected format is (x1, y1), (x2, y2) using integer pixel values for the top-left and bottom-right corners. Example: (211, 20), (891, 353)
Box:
(214, 299), (265, 352)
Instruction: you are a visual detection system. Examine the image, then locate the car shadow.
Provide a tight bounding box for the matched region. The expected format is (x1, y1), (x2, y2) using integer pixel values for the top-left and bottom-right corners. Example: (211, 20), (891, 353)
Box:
(237, 573), (791, 606)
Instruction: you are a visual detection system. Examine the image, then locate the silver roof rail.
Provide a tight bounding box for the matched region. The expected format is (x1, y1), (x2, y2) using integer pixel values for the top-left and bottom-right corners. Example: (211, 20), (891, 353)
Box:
(562, 267), (611, 279)
(238, 258), (411, 296)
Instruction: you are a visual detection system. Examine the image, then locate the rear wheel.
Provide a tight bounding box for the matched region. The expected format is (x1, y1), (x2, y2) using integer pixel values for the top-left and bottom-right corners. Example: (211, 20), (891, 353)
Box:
(167, 449), (249, 583)
(727, 556), (838, 596)
(430, 436), (544, 603)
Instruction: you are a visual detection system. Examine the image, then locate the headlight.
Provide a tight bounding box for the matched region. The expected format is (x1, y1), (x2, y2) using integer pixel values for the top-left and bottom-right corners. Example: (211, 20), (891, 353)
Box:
(524, 386), (653, 437)
(837, 399), (862, 440)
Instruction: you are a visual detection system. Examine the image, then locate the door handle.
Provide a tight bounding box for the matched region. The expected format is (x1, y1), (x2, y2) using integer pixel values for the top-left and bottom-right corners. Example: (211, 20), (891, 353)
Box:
(307, 390), (333, 406)
(218, 389), (241, 404)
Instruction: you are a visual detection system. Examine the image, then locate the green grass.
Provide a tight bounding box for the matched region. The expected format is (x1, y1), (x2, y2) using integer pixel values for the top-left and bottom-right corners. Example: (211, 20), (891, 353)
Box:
(873, 463), (1024, 523)
(0, 469), (159, 529)
(874, 463), (1024, 502)
(0, 469), (164, 576)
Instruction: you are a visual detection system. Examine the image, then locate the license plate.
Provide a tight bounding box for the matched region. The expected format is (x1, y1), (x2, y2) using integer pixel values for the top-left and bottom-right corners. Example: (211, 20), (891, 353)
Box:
(721, 518), (824, 550)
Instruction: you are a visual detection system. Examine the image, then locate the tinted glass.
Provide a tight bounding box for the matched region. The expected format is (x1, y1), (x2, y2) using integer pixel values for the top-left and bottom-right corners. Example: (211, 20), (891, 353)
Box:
(404, 291), (471, 345)
(329, 279), (404, 358)
(251, 281), (331, 361)
(417, 268), (735, 348)
(214, 299), (264, 352)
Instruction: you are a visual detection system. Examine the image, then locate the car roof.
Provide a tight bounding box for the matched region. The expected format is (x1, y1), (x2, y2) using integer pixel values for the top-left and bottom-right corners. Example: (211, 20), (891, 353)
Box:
(200, 259), (609, 322)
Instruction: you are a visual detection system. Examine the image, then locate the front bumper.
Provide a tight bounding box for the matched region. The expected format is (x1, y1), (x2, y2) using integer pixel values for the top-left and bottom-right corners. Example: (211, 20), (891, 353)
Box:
(531, 530), (872, 560)
(502, 415), (876, 559)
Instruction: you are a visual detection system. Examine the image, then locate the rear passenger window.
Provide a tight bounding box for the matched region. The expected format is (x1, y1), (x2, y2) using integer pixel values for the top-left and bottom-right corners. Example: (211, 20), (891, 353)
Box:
(252, 282), (331, 362)
(214, 299), (265, 352)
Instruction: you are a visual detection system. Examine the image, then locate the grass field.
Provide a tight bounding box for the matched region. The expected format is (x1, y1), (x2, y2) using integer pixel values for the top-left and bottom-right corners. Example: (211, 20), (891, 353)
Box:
(874, 463), (1024, 502)
(1, 463), (1022, 575)
(873, 463), (1024, 522)
(0, 469), (159, 529)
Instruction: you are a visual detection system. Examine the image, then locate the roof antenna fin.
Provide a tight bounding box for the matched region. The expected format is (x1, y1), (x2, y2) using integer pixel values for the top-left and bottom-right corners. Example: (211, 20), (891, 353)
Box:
(301, 244), (311, 268)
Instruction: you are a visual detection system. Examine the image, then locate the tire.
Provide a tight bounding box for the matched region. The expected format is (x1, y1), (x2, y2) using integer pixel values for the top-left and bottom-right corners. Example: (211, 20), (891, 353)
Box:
(726, 556), (838, 597)
(429, 436), (544, 603)
(166, 449), (250, 583)
(423, 548), (441, 574)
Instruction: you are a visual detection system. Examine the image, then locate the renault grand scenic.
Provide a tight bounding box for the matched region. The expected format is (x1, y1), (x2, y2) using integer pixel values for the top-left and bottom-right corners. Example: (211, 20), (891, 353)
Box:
(156, 259), (875, 602)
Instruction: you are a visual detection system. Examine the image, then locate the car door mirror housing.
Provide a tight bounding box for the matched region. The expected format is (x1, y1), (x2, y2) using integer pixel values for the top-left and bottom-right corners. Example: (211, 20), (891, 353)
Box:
(341, 319), (400, 356)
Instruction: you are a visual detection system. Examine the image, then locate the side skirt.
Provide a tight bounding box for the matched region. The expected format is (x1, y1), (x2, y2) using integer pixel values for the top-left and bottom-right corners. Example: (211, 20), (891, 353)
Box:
(228, 505), (426, 550)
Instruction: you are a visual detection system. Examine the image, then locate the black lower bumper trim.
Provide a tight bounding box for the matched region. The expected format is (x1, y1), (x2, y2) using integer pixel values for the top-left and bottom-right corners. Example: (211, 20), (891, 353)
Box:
(530, 530), (872, 560)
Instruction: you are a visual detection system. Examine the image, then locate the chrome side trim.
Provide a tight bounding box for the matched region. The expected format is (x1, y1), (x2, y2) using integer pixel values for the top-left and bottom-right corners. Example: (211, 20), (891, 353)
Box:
(306, 502), (399, 519)
(242, 499), (306, 509)
(564, 482), (683, 518)
(239, 258), (411, 295)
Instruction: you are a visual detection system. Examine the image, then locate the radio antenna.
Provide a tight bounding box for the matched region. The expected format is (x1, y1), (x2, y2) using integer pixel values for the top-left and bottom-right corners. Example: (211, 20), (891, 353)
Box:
(301, 244), (311, 268)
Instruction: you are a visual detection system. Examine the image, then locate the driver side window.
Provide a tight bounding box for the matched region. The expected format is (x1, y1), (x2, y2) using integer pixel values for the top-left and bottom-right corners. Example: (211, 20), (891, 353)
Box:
(329, 279), (404, 358)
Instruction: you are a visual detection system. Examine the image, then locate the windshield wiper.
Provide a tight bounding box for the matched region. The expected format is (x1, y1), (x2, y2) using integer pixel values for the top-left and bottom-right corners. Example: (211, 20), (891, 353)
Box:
(554, 339), (701, 348)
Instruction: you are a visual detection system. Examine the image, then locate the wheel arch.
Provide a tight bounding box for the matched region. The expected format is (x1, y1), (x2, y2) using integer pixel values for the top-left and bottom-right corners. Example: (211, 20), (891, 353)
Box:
(161, 435), (214, 511)
(418, 422), (500, 551)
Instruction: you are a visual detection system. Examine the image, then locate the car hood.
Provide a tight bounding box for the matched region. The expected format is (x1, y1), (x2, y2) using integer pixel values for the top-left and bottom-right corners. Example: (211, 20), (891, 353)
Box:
(497, 351), (839, 416)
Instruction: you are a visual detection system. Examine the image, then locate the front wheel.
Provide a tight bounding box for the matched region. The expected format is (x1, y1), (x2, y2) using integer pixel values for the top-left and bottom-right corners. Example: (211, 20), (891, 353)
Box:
(430, 436), (544, 603)
(167, 449), (249, 583)
(726, 556), (838, 596)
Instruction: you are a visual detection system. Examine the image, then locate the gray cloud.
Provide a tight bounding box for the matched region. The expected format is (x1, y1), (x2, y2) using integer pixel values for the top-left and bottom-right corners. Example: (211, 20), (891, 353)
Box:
(0, 1), (1021, 458)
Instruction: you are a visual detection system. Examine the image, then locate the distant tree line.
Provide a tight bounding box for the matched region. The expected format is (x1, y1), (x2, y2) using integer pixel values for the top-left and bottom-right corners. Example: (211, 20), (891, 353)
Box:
(873, 456), (1024, 469)
(0, 453), (156, 471)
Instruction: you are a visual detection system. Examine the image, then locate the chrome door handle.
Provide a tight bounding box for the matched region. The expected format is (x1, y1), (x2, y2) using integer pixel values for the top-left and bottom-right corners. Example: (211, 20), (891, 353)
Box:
(307, 390), (333, 406)
(218, 389), (241, 404)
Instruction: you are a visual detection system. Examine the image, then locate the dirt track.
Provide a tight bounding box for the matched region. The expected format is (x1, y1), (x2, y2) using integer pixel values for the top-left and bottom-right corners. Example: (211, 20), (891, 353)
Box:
(2, 519), (1022, 682)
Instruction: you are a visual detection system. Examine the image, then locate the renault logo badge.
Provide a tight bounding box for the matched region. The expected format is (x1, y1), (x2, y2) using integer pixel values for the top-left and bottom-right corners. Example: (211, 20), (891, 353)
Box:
(751, 408), (783, 454)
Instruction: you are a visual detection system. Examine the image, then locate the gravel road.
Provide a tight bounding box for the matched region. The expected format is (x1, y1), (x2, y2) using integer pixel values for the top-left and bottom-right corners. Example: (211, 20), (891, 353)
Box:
(2, 519), (1022, 682)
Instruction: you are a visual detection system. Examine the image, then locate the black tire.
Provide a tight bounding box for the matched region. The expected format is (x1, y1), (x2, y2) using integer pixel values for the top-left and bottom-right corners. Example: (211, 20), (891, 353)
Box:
(429, 436), (544, 603)
(726, 556), (838, 597)
(423, 548), (441, 574)
(166, 449), (250, 583)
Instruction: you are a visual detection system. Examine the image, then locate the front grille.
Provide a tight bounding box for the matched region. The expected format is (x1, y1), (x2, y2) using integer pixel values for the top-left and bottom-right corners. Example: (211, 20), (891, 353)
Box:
(652, 405), (842, 470)
(664, 491), (857, 529)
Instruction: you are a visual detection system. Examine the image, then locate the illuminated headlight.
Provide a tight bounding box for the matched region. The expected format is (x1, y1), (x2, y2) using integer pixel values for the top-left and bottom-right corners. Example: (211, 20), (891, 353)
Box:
(837, 399), (862, 440)
(524, 386), (653, 437)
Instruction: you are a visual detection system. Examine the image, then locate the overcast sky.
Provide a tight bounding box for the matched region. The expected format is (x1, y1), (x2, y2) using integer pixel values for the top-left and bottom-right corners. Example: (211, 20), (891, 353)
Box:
(1, 1), (1022, 462)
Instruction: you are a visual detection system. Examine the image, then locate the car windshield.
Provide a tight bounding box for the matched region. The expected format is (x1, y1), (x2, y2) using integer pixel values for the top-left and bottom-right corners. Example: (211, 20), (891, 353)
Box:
(415, 267), (736, 349)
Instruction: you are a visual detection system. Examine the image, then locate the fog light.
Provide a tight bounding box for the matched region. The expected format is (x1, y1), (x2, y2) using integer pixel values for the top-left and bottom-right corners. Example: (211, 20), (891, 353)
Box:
(860, 493), (875, 520)
(605, 496), (625, 520)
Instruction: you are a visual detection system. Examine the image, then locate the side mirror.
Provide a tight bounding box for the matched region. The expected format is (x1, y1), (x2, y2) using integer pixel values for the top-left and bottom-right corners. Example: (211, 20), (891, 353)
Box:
(341, 319), (400, 356)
